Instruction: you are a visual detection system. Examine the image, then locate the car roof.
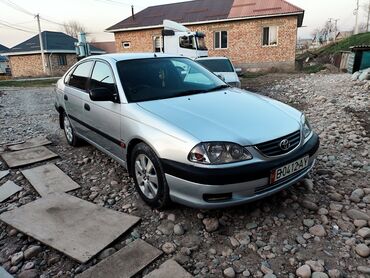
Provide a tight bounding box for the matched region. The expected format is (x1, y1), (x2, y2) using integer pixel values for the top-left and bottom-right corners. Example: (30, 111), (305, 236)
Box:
(196, 57), (230, 61)
(86, 53), (183, 62)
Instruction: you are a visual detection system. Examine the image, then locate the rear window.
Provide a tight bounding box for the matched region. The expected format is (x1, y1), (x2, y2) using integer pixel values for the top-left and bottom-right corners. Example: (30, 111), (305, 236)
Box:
(197, 59), (234, 73)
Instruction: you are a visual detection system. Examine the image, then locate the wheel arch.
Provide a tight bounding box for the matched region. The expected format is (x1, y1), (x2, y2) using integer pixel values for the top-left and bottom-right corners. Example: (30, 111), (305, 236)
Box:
(58, 106), (65, 129)
(126, 138), (163, 177)
(126, 138), (144, 177)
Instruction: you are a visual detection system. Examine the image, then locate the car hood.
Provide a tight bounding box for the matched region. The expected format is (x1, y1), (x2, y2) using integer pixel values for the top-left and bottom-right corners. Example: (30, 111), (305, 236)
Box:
(138, 89), (302, 145)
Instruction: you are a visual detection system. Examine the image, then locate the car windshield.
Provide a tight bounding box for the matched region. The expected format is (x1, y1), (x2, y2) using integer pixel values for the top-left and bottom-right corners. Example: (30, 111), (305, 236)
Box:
(117, 57), (227, 103)
(197, 59), (234, 73)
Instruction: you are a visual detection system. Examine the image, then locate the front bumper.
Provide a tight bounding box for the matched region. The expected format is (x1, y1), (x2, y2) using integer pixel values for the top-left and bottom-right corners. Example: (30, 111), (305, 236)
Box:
(162, 133), (320, 209)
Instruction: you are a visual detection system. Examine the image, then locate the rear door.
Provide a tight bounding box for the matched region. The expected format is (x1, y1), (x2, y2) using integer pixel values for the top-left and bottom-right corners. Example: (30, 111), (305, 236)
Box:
(82, 60), (122, 159)
(64, 61), (94, 134)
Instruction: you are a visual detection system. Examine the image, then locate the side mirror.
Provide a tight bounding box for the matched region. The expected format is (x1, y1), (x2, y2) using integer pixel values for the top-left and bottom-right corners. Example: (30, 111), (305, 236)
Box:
(89, 88), (117, 102)
(235, 68), (243, 76)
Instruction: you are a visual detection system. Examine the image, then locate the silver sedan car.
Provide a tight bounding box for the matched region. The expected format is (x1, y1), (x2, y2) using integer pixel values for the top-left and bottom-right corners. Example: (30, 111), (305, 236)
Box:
(55, 53), (319, 209)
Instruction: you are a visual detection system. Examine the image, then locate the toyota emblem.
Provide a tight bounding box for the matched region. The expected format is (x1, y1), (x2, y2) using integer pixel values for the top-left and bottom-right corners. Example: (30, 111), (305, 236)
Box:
(279, 139), (290, 151)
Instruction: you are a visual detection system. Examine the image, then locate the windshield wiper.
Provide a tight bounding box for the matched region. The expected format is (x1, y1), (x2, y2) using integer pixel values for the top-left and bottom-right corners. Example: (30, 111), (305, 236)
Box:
(204, 84), (230, 92)
(174, 85), (230, 98)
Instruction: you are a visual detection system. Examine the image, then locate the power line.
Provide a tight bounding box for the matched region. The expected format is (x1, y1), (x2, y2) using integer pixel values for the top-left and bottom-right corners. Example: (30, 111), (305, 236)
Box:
(0, 20), (36, 33)
(39, 16), (65, 27)
(0, 18), (36, 31)
(0, 0), (35, 16)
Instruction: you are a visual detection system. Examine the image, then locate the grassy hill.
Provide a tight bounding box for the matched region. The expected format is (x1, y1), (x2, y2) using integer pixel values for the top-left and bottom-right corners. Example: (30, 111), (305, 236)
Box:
(316, 32), (370, 55)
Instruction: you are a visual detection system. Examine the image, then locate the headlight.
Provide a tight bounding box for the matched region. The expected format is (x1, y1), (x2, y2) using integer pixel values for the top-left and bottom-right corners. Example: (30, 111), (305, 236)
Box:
(301, 114), (312, 139)
(188, 142), (253, 164)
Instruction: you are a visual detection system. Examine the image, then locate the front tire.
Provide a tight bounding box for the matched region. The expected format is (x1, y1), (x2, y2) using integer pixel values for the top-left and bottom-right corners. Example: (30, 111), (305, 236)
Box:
(131, 143), (171, 209)
(62, 112), (81, 147)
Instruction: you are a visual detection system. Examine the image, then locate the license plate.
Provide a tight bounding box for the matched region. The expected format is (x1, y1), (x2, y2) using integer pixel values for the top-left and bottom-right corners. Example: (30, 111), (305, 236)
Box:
(270, 156), (309, 184)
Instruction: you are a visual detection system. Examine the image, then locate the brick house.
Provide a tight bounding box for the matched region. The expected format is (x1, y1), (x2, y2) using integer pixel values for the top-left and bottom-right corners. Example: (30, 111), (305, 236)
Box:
(4, 31), (105, 78)
(107, 0), (304, 71)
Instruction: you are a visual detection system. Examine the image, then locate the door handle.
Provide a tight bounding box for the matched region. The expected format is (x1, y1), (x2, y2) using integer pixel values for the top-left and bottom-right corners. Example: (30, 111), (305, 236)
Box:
(84, 103), (90, 111)
(64, 95), (68, 101)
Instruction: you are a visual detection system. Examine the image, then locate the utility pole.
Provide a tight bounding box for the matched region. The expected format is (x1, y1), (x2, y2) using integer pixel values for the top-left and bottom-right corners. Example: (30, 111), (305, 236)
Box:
(327, 18), (333, 43)
(367, 0), (370, 32)
(354, 0), (360, 34)
(333, 19), (339, 42)
(36, 14), (47, 74)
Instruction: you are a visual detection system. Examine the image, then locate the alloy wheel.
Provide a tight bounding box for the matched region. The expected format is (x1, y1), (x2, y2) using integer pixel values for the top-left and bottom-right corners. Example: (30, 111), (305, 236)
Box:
(63, 115), (73, 143)
(134, 154), (159, 199)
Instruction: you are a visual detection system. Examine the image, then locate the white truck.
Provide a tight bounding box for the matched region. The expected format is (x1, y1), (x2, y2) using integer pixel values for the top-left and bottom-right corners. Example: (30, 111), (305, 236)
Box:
(161, 20), (208, 59)
(160, 20), (242, 87)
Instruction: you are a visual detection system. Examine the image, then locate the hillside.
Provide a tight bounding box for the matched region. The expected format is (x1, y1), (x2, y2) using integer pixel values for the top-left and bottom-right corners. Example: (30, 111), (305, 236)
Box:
(316, 32), (370, 55)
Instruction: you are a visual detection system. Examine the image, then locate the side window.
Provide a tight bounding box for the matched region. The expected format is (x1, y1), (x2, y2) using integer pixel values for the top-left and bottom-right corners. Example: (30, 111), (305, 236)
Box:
(179, 36), (195, 49)
(90, 61), (116, 93)
(68, 61), (94, 91)
(64, 66), (75, 84)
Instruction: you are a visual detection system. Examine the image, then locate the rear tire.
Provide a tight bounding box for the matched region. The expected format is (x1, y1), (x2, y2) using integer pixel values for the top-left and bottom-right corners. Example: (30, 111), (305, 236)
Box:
(62, 112), (82, 147)
(131, 143), (171, 209)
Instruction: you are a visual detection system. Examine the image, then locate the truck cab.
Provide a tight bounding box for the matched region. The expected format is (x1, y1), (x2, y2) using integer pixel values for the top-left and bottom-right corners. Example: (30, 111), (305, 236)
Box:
(161, 20), (208, 59)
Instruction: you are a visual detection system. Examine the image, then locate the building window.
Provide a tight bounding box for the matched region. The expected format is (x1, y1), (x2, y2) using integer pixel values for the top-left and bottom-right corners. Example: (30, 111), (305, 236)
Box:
(214, 31), (227, 49)
(262, 26), (278, 46)
(57, 54), (67, 66)
(122, 41), (131, 49)
(153, 36), (163, 52)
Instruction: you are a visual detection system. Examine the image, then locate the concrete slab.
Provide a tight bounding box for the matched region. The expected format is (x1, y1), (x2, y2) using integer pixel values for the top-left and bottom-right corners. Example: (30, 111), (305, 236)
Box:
(21, 164), (80, 196)
(8, 137), (51, 151)
(0, 267), (14, 278)
(76, 239), (162, 278)
(0, 170), (10, 180)
(144, 260), (193, 278)
(1, 146), (58, 168)
(0, 192), (140, 263)
(0, 181), (22, 203)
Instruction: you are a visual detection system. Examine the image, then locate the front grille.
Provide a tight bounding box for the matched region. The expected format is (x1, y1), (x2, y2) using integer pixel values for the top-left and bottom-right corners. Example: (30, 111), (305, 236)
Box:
(256, 130), (301, 157)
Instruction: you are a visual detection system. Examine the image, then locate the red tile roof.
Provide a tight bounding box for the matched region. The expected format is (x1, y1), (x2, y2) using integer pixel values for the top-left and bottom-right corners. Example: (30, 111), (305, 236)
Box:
(107, 0), (304, 32)
(229, 0), (303, 19)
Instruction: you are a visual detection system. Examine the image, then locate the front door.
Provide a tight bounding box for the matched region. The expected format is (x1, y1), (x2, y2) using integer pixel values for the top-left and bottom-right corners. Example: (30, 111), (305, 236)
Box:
(82, 60), (122, 159)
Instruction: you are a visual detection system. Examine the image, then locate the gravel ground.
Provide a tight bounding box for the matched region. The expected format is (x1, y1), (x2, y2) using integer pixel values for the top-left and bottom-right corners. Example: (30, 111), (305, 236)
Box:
(0, 73), (369, 278)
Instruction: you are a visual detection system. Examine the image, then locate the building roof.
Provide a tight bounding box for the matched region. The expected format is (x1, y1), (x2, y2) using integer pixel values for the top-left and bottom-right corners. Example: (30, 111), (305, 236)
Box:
(4, 31), (105, 56)
(107, 0), (304, 32)
(90, 41), (116, 53)
(0, 44), (9, 53)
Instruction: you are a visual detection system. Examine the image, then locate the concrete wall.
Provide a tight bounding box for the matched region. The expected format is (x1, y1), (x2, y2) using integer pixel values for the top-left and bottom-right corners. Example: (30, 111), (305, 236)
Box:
(113, 16), (298, 71)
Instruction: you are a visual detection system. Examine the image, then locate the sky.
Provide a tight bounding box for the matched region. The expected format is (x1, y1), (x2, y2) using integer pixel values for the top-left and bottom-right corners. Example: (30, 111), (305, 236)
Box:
(0, 0), (367, 48)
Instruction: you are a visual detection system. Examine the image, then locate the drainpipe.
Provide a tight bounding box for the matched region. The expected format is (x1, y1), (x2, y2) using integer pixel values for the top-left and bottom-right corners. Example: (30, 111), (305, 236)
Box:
(48, 53), (53, 76)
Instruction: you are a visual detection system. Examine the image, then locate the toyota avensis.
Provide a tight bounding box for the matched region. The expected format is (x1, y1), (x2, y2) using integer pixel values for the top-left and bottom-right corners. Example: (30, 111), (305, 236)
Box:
(55, 53), (319, 209)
